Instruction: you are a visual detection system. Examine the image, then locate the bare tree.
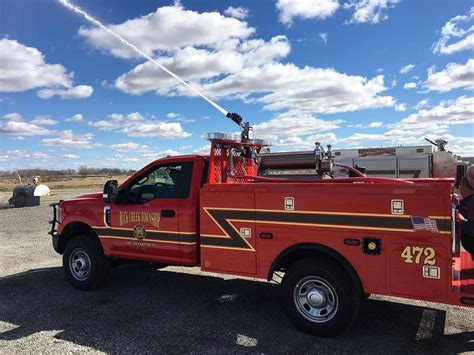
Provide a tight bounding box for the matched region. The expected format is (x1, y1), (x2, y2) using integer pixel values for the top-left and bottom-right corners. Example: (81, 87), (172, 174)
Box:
(78, 165), (88, 177)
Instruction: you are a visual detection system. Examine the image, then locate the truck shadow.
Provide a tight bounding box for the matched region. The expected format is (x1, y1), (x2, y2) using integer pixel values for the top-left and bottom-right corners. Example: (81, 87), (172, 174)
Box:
(0, 266), (472, 353)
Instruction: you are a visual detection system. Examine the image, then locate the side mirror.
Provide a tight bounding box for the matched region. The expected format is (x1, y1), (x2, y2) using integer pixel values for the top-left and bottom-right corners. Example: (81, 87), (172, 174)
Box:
(103, 180), (118, 203)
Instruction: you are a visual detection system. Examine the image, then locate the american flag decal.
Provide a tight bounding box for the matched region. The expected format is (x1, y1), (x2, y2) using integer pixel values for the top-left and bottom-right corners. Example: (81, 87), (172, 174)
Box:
(411, 216), (439, 233)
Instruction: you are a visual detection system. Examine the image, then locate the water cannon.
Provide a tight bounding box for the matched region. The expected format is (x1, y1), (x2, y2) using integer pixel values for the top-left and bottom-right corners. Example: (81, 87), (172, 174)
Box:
(226, 112), (253, 142)
(425, 137), (447, 152)
(226, 112), (243, 126)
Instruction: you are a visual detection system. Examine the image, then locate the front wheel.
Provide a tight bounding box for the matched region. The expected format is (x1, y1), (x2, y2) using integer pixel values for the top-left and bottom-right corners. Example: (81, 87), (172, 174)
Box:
(282, 258), (360, 337)
(63, 235), (110, 290)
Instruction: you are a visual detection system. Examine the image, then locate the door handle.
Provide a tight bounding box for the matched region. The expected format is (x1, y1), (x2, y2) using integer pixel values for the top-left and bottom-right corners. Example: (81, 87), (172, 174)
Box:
(161, 209), (176, 218)
(260, 232), (273, 239)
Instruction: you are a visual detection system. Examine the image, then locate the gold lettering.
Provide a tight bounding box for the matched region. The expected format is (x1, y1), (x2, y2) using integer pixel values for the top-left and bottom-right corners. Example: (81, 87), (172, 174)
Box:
(119, 211), (160, 229)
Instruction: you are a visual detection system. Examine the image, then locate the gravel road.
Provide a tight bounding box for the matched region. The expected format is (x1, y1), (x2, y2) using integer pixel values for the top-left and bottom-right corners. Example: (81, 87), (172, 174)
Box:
(1, 205), (473, 353)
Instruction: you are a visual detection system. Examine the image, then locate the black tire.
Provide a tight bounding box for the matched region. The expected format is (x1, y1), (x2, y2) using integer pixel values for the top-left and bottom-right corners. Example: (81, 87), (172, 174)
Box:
(63, 235), (110, 290)
(282, 258), (360, 337)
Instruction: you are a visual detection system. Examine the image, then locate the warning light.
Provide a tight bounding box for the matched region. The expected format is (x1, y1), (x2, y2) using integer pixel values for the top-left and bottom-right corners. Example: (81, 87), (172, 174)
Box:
(368, 242), (377, 250)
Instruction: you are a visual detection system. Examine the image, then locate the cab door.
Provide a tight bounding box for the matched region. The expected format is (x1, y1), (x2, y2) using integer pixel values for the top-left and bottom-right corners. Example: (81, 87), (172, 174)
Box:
(100, 161), (193, 264)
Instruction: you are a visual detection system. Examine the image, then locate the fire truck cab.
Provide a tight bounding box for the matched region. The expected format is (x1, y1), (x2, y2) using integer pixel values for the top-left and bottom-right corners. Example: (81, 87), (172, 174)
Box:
(49, 134), (474, 337)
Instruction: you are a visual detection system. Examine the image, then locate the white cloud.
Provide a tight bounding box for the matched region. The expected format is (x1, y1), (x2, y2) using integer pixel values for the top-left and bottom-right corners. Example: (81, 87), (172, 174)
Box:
(2, 112), (22, 122)
(4, 150), (51, 160)
(166, 112), (180, 119)
(423, 59), (474, 93)
(414, 99), (430, 110)
(339, 96), (474, 150)
(399, 64), (415, 74)
(202, 64), (394, 114)
(403, 82), (417, 89)
(64, 154), (80, 160)
(141, 149), (180, 162)
(0, 113), (52, 136)
(164, 112), (195, 123)
(106, 154), (140, 164)
(368, 121), (383, 127)
(89, 112), (191, 139)
(31, 116), (58, 125)
(122, 121), (191, 138)
(77, 3), (393, 116)
(343, 0), (398, 24)
(42, 131), (102, 149)
(224, 6), (249, 20)
(65, 114), (84, 122)
(89, 112), (145, 131)
(109, 142), (147, 152)
(78, 5), (255, 59)
(433, 7), (474, 55)
(276, 0), (340, 25)
(0, 39), (71, 92)
(394, 103), (406, 112)
(393, 96), (474, 132)
(193, 144), (211, 154)
(275, 133), (337, 150)
(319, 32), (328, 44)
(253, 112), (342, 140)
(37, 85), (93, 99)
(115, 36), (290, 95)
(341, 132), (385, 142)
(0, 39), (91, 100)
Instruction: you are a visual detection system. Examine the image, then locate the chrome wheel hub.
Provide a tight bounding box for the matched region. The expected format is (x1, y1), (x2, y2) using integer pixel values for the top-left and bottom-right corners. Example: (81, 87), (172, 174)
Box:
(69, 248), (91, 281)
(293, 276), (338, 323)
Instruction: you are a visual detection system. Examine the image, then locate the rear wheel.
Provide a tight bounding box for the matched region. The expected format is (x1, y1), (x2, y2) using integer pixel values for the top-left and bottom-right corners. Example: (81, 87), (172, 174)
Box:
(63, 235), (110, 290)
(282, 258), (359, 337)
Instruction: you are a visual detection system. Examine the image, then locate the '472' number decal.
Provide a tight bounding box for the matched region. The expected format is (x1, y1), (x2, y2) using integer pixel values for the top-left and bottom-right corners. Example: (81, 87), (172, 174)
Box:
(401, 246), (436, 265)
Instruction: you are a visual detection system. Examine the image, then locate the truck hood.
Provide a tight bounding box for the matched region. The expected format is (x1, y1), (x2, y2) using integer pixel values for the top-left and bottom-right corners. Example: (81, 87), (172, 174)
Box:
(65, 192), (102, 202)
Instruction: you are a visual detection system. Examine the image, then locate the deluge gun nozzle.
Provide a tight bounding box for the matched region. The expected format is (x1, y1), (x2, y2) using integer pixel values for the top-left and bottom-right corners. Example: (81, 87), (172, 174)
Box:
(227, 112), (252, 141)
(226, 112), (243, 127)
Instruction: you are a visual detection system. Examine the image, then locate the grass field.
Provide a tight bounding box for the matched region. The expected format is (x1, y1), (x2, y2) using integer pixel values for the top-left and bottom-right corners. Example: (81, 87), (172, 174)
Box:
(0, 175), (131, 192)
(0, 175), (131, 205)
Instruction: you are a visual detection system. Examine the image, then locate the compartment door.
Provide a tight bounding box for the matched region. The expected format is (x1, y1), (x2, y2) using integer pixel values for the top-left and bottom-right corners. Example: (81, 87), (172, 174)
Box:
(200, 189), (256, 275)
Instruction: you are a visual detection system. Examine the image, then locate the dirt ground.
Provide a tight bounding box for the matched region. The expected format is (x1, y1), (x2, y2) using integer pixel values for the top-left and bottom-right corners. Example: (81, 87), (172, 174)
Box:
(0, 205), (473, 354)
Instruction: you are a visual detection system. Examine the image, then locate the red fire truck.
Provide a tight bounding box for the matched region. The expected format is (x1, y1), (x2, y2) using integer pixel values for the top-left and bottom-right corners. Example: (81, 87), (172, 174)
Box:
(49, 121), (474, 337)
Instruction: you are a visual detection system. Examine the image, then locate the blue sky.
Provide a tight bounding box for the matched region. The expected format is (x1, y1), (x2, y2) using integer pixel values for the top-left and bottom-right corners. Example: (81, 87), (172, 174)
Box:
(0, 0), (472, 170)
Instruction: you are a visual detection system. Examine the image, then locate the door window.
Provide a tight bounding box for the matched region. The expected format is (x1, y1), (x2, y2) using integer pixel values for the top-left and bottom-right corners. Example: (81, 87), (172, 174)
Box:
(120, 162), (193, 204)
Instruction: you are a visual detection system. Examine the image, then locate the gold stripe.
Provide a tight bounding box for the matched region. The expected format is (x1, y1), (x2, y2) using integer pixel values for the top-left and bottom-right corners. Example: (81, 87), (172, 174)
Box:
(93, 226), (195, 234)
(203, 206), (450, 220)
(202, 208), (255, 251)
(254, 220), (415, 233)
(98, 235), (196, 245)
(208, 206), (400, 217)
(200, 233), (230, 238)
(200, 244), (255, 252)
(202, 208), (229, 237)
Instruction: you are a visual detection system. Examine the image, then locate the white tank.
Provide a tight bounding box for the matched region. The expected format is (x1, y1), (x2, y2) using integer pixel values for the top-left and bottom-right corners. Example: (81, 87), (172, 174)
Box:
(33, 184), (51, 197)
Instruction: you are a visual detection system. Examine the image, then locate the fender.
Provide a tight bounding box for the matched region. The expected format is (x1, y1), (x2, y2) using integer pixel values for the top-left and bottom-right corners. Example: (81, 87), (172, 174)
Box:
(267, 243), (363, 295)
(59, 204), (104, 235)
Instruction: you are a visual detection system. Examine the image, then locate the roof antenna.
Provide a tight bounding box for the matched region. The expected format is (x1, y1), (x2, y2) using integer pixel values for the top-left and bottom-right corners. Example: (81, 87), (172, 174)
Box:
(59, 0), (251, 137)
